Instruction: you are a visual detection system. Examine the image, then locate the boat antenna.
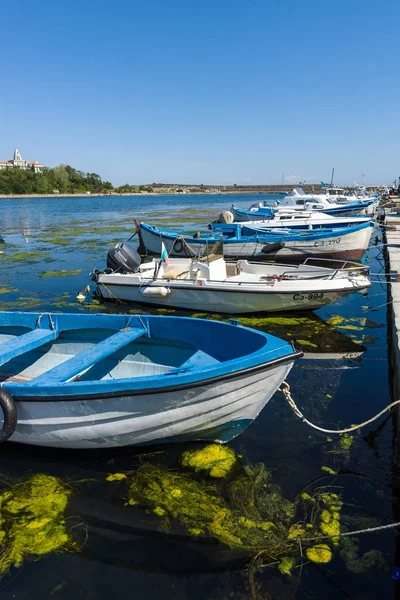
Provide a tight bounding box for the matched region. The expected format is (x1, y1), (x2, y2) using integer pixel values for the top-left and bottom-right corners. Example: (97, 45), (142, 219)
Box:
(330, 167), (335, 187)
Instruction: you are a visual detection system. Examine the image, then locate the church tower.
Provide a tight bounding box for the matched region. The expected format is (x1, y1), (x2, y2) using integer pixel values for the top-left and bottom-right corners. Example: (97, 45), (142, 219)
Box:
(13, 149), (24, 166)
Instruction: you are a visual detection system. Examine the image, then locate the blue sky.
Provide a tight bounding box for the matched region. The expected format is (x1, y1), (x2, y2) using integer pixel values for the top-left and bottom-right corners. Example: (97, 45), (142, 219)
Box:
(0, 0), (399, 186)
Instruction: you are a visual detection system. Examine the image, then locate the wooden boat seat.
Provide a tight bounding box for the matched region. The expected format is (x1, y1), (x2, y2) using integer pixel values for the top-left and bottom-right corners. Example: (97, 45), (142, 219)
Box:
(161, 266), (190, 279)
(28, 327), (147, 385)
(0, 328), (57, 367)
(178, 350), (220, 370)
(226, 263), (241, 277)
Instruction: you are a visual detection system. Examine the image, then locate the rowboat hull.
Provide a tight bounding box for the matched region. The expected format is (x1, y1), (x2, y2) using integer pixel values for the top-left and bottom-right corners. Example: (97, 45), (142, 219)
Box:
(140, 222), (374, 261)
(0, 312), (301, 449)
(10, 361), (293, 448)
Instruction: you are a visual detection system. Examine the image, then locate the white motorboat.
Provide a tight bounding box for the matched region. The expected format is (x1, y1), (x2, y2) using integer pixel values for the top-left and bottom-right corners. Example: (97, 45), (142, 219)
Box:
(277, 188), (377, 215)
(226, 209), (372, 230)
(93, 242), (371, 314)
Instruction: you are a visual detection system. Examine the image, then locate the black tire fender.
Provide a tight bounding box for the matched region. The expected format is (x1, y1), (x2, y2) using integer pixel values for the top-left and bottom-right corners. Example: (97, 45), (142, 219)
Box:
(0, 388), (17, 443)
(172, 239), (183, 254)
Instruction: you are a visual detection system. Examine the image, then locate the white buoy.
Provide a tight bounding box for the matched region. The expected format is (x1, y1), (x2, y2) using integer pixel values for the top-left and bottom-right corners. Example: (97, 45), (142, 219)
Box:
(76, 292), (86, 302)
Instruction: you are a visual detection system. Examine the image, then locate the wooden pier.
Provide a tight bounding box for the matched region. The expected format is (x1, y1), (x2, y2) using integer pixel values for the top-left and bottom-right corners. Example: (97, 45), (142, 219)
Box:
(384, 211), (400, 445)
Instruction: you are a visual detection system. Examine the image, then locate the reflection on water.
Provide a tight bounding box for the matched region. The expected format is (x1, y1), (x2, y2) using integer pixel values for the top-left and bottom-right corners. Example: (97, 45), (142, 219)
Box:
(0, 195), (396, 599)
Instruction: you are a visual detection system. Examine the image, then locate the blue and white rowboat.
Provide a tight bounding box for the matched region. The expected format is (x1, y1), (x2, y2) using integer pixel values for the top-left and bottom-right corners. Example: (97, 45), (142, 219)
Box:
(0, 312), (301, 449)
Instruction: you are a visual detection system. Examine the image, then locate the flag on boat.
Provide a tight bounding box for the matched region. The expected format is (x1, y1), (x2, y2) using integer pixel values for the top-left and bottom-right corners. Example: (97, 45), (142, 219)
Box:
(161, 241), (169, 264)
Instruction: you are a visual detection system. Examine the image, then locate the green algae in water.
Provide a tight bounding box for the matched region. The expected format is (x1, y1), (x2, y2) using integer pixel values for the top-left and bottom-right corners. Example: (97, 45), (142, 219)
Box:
(297, 339), (318, 348)
(0, 296), (43, 311)
(238, 316), (307, 328)
(127, 463), (284, 550)
(328, 316), (383, 332)
(278, 556), (296, 575)
(181, 444), (237, 478)
(321, 466), (337, 476)
(339, 538), (387, 574)
(39, 236), (74, 247)
(0, 474), (74, 576)
(39, 269), (83, 278)
(106, 473), (128, 482)
(121, 445), (344, 569)
(327, 316), (364, 331)
(0, 286), (17, 295)
(5, 251), (46, 264)
(338, 433), (353, 451)
(306, 544), (332, 564)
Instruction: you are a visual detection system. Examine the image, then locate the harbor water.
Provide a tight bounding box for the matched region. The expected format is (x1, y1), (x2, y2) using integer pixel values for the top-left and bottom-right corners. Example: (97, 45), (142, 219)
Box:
(0, 194), (398, 600)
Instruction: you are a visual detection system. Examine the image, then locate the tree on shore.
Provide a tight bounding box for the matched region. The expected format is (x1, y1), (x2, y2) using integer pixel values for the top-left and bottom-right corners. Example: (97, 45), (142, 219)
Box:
(0, 165), (115, 195)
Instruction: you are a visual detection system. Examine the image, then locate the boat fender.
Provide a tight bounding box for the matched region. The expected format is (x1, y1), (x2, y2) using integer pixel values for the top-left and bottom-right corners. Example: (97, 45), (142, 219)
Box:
(173, 239), (184, 253)
(218, 211), (234, 224)
(261, 241), (285, 254)
(0, 388), (17, 443)
(140, 286), (170, 297)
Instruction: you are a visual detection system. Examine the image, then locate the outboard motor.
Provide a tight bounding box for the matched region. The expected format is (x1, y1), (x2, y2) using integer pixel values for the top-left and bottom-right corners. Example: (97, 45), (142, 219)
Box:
(107, 242), (142, 272)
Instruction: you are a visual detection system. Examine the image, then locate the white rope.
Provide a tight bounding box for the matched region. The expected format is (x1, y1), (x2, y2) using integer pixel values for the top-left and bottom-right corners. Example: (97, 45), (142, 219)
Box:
(304, 520), (400, 543)
(279, 381), (400, 434)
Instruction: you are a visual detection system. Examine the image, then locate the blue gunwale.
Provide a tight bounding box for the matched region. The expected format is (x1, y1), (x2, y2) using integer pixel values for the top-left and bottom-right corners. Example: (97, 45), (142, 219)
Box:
(0, 312), (300, 399)
(141, 221), (374, 245)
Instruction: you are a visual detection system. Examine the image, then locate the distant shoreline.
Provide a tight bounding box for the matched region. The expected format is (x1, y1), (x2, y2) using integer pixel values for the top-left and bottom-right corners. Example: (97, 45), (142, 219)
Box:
(0, 191), (279, 199)
(0, 186), (320, 199)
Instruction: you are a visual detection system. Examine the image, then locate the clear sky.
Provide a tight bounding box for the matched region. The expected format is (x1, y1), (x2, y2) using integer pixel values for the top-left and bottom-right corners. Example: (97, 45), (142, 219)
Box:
(0, 0), (399, 186)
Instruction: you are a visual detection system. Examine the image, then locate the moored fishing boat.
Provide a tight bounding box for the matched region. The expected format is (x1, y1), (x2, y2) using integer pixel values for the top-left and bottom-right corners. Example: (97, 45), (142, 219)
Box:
(231, 189), (377, 220)
(94, 242), (371, 313)
(220, 209), (372, 229)
(139, 221), (374, 262)
(0, 312), (301, 448)
(231, 204), (275, 221)
(277, 188), (377, 216)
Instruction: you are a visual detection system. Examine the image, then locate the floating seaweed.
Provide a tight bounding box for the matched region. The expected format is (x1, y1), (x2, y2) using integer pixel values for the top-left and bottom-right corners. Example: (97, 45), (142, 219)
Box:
(0, 285), (17, 295)
(3, 251), (47, 265)
(116, 445), (348, 573)
(0, 474), (75, 576)
(181, 444), (237, 478)
(38, 269), (83, 278)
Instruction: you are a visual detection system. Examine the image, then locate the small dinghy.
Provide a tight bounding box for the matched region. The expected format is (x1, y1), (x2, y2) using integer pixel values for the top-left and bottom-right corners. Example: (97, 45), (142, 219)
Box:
(0, 312), (301, 449)
(139, 221), (374, 262)
(94, 241), (371, 313)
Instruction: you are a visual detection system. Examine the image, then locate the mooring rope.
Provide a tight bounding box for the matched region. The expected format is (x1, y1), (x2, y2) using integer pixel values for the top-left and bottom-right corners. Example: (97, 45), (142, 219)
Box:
(279, 381), (400, 434)
(303, 520), (400, 543)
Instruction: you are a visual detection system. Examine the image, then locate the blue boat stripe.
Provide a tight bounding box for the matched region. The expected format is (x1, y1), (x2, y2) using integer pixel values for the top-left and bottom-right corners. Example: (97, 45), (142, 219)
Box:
(11, 351), (302, 400)
(27, 327), (147, 385)
(0, 329), (57, 367)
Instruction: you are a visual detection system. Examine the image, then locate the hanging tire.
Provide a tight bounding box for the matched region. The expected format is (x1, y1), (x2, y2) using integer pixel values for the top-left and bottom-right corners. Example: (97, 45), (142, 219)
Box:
(172, 239), (183, 254)
(0, 388), (17, 443)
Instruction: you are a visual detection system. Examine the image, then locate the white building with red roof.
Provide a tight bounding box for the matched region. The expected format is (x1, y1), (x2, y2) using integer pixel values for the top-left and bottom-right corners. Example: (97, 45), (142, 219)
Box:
(0, 149), (44, 173)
